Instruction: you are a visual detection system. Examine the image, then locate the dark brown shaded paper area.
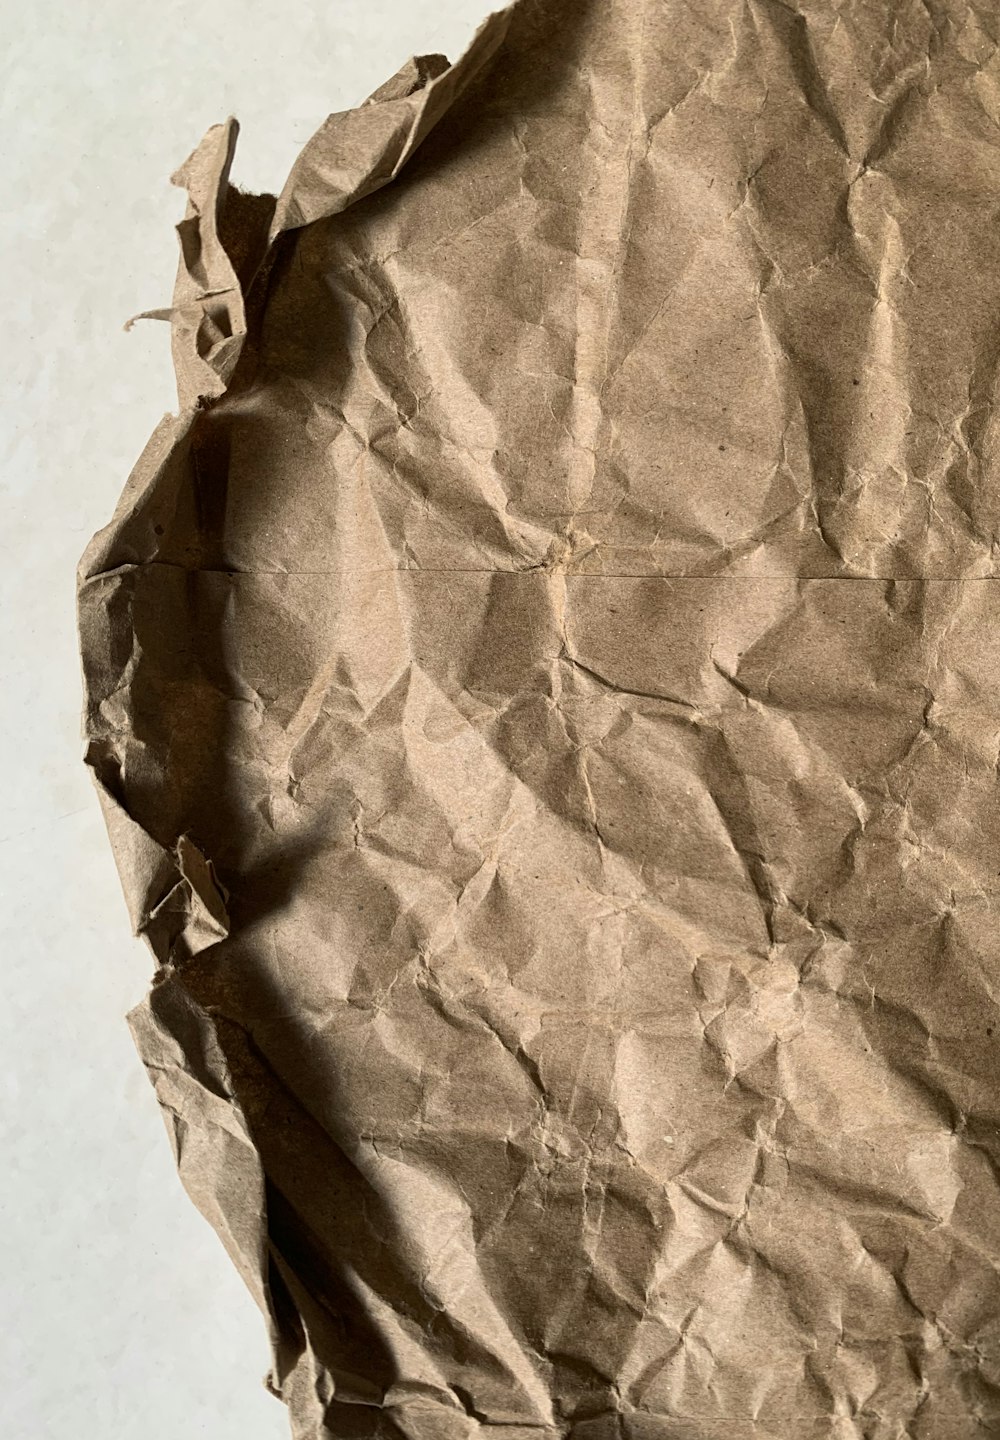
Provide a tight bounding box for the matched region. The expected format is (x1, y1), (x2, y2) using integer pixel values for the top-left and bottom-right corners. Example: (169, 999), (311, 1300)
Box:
(78, 1), (1000, 1435)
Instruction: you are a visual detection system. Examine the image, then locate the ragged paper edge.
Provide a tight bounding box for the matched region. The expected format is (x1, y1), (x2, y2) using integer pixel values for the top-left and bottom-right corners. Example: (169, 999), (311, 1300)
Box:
(77, 4), (517, 1418)
(128, 975), (278, 1344)
(124, 5), (514, 411)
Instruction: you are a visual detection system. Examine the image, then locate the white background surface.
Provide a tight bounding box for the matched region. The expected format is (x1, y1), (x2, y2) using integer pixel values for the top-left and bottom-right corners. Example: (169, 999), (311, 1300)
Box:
(1, 4), (496, 1436)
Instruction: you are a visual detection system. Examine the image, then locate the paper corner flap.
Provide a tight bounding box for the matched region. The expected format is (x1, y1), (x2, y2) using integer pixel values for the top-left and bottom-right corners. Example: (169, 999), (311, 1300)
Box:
(89, 761), (229, 966)
(267, 2), (517, 238)
(127, 2), (516, 414)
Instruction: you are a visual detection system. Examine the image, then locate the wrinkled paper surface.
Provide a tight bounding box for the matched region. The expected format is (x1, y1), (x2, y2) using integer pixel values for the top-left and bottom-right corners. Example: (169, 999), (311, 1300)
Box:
(79, 1), (1000, 1435)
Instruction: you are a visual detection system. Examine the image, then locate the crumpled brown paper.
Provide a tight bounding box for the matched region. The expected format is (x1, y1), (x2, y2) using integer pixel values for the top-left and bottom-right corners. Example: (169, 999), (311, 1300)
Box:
(78, 1), (1000, 1435)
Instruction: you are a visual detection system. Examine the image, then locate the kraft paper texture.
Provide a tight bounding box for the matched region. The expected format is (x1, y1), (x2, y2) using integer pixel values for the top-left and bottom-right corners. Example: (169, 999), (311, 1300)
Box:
(79, 2), (1000, 1435)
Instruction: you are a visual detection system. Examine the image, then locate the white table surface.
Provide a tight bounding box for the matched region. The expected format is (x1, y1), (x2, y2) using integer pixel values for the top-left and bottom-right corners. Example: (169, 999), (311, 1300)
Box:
(1, 4), (496, 1436)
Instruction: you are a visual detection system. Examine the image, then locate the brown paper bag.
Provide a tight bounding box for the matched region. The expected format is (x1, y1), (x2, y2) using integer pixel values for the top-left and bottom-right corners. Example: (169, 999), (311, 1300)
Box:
(79, 2), (1000, 1434)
